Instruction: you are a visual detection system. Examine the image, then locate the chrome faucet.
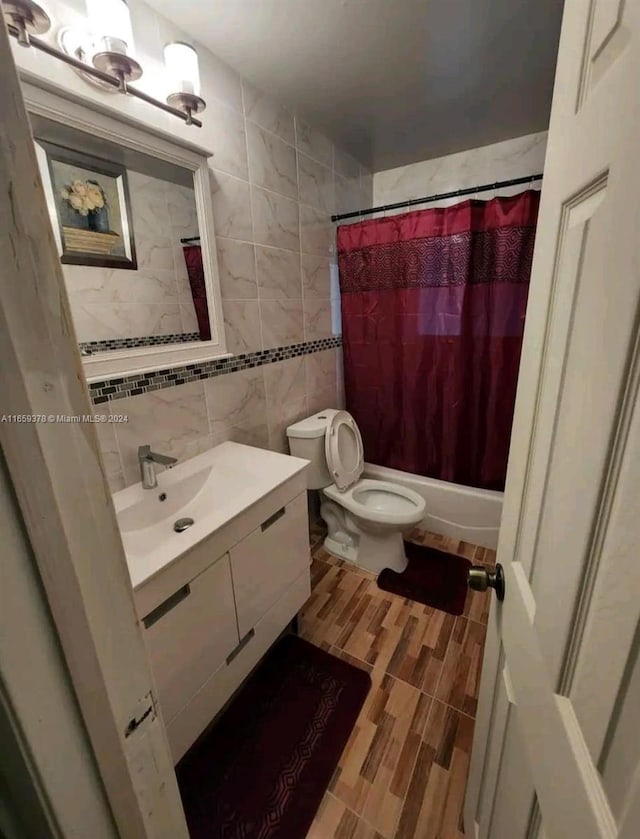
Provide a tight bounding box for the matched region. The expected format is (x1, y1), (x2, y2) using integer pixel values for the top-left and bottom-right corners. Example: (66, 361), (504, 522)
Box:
(138, 445), (178, 489)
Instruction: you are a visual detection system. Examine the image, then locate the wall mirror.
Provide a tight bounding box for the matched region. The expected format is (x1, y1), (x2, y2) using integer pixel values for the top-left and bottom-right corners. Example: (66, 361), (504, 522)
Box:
(23, 83), (227, 380)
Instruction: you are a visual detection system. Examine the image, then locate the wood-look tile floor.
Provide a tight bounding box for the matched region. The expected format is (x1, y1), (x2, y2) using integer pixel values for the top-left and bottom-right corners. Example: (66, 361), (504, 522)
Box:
(301, 525), (495, 839)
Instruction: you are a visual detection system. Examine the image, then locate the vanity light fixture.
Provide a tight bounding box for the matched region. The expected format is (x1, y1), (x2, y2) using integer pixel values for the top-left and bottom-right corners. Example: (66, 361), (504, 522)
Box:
(164, 42), (206, 126)
(85, 0), (141, 90)
(2, 0), (203, 126)
(2, 0), (50, 46)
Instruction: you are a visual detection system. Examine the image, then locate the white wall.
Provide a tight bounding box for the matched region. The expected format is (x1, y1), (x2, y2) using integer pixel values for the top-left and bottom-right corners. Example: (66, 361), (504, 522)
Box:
(373, 132), (548, 213)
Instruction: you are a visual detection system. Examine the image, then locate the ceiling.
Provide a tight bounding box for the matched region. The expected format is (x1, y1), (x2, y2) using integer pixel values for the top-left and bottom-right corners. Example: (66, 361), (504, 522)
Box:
(146, 0), (564, 171)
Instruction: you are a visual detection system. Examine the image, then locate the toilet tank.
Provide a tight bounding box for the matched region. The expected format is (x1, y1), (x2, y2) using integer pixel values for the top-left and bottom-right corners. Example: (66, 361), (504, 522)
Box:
(286, 409), (338, 489)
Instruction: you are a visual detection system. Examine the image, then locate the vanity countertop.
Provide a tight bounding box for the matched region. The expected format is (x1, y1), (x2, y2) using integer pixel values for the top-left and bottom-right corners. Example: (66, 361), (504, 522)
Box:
(113, 442), (309, 590)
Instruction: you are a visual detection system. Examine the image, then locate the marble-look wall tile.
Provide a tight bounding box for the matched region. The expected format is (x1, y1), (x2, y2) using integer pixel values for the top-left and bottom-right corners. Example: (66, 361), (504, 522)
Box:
(373, 131), (548, 207)
(336, 347), (346, 409)
(334, 175), (362, 216)
(267, 395), (308, 454)
(301, 254), (332, 299)
(223, 300), (262, 354)
(205, 98), (248, 180)
(359, 168), (374, 207)
(298, 153), (334, 214)
(71, 302), (182, 342)
(94, 420), (125, 493)
(304, 299), (333, 341)
(305, 348), (338, 394)
(205, 367), (267, 440)
(263, 357), (306, 407)
(136, 236), (176, 272)
(173, 241), (190, 279)
(260, 300), (304, 347)
(255, 245), (302, 299)
(175, 271), (194, 304)
(247, 123), (298, 199)
(213, 423), (271, 451)
(196, 44), (244, 113)
(113, 381), (209, 484)
(307, 385), (338, 416)
(216, 238), (257, 299)
(295, 117), (332, 167)
(180, 302), (198, 333)
(210, 171), (253, 241)
(64, 266), (178, 304)
(167, 185), (199, 239)
(128, 172), (173, 243)
(300, 204), (334, 257)
(242, 80), (295, 145)
(251, 186), (299, 251)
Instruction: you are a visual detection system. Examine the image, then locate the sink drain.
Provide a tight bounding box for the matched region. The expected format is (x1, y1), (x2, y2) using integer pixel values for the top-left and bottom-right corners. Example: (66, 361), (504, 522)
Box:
(174, 517), (194, 533)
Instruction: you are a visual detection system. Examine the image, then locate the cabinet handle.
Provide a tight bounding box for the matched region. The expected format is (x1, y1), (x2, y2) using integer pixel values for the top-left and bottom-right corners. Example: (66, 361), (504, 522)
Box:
(261, 506), (285, 531)
(226, 628), (255, 664)
(142, 584), (190, 629)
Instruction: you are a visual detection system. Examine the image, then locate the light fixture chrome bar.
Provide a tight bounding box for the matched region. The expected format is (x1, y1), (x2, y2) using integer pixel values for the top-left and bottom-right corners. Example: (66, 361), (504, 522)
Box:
(6, 22), (203, 127)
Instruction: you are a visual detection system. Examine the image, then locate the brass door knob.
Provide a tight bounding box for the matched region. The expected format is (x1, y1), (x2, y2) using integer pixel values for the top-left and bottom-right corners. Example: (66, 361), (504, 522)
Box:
(468, 563), (505, 601)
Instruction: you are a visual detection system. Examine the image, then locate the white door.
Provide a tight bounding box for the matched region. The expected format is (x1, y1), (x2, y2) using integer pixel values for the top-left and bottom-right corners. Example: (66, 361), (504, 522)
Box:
(465, 2), (640, 837)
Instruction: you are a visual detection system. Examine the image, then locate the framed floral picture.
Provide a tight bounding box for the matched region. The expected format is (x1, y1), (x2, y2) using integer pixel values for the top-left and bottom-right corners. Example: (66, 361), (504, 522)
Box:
(39, 141), (137, 270)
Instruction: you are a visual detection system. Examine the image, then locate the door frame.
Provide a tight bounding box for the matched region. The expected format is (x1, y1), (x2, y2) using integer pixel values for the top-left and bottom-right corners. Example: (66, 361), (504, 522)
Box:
(0, 22), (188, 839)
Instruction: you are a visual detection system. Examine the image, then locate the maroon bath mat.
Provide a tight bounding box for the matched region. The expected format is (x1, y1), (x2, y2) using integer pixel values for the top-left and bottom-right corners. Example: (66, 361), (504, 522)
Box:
(176, 634), (371, 839)
(377, 541), (471, 615)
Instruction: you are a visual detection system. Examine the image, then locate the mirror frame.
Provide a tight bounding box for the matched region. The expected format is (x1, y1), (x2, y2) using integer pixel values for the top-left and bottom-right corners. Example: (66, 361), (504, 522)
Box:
(22, 81), (229, 380)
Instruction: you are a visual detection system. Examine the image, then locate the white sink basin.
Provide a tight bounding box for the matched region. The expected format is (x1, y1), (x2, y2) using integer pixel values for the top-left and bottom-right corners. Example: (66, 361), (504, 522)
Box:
(113, 441), (309, 590)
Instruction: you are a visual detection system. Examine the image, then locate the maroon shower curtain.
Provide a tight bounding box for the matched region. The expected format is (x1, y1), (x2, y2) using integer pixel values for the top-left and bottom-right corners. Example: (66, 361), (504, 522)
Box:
(182, 244), (211, 341)
(337, 191), (540, 491)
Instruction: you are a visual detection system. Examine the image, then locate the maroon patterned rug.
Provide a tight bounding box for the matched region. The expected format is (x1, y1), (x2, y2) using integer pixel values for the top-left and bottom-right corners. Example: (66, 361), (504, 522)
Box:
(377, 541), (471, 615)
(176, 634), (371, 839)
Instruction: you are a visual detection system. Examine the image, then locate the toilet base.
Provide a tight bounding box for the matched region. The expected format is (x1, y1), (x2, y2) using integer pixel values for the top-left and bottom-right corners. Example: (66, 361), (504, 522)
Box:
(324, 533), (359, 564)
(324, 530), (408, 574)
(355, 529), (409, 574)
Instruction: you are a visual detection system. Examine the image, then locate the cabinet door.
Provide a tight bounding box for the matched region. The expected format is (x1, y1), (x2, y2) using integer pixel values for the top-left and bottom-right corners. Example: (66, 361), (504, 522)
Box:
(229, 491), (309, 638)
(142, 554), (239, 725)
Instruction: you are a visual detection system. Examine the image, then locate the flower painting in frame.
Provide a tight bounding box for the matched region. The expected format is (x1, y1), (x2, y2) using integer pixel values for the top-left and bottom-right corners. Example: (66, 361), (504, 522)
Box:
(39, 141), (137, 269)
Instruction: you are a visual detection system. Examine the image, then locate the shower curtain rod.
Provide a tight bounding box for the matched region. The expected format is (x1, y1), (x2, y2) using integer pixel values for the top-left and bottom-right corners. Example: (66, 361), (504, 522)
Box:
(330, 172), (543, 222)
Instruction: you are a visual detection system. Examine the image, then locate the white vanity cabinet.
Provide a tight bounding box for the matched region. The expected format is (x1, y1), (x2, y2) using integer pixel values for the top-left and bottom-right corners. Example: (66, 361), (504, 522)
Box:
(140, 554), (239, 727)
(132, 462), (310, 764)
(230, 492), (310, 638)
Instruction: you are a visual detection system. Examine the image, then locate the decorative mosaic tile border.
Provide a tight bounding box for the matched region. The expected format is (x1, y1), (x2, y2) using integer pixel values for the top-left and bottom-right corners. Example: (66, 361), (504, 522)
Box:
(89, 336), (342, 405)
(79, 332), (201, 354)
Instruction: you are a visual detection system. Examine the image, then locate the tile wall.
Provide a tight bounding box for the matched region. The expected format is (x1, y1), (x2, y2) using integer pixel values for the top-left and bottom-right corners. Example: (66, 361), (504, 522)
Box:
(211, 87), (371, 356)
(373, 131), (548, 212)
(62, 18), (373, 490)
(12, 0), (373, 491)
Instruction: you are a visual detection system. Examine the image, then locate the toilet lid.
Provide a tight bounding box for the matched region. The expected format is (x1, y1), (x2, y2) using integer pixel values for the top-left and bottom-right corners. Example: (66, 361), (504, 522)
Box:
(325, 410), (364, 491)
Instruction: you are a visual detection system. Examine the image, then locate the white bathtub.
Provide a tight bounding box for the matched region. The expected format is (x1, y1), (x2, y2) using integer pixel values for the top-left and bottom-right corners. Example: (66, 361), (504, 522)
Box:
(363, 462), (503, 550)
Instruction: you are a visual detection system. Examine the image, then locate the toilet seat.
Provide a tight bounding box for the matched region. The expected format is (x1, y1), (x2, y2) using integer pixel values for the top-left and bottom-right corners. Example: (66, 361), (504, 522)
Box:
(325, 410), (364, 490)
(322, 410), (426, 526)
(324, 478), (426, 527)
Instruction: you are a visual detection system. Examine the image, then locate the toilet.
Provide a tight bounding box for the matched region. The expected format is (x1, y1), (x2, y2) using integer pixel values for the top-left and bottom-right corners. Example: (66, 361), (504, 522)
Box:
(286, 409), (426, 574)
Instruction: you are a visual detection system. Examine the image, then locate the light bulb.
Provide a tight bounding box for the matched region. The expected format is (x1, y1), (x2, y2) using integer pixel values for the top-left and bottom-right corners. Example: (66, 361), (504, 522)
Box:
(164, 42), (201, 97)
(85, 0), (134, 56)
